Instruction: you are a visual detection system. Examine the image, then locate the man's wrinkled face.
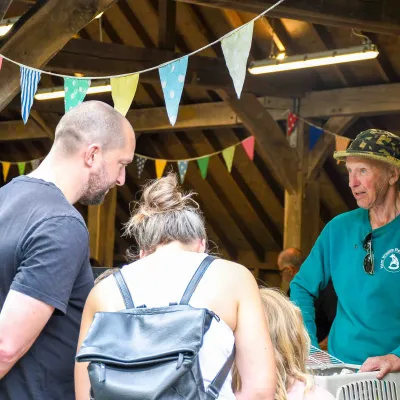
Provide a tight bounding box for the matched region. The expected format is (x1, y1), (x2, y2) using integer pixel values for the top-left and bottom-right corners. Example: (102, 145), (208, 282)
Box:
(346, 157), (391, 210)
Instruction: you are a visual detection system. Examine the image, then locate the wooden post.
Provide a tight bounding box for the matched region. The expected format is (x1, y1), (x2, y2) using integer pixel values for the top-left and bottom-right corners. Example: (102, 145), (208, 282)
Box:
(88, 187), (117, 268)
(284, 110), (321, 256)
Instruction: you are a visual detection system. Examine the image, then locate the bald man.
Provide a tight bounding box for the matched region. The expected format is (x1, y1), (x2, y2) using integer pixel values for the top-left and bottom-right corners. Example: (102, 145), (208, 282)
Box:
(0, 101), (135, 400)
(278, 248), (337, 347)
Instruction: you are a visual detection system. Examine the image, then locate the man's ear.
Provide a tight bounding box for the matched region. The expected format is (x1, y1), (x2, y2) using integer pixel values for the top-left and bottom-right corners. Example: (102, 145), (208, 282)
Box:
(389, 167), (400, 186)
(84, 144), (101, 167)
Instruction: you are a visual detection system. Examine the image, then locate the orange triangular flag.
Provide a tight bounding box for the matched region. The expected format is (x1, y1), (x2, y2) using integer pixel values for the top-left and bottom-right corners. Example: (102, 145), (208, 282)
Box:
(155, 159), (167, 179)
(2, 162), (10, 182)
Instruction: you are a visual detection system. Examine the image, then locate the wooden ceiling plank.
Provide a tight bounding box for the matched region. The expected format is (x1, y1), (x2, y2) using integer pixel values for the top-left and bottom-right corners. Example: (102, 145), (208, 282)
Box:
(0, 0), (118, 113)
(174, 0), (400, 36)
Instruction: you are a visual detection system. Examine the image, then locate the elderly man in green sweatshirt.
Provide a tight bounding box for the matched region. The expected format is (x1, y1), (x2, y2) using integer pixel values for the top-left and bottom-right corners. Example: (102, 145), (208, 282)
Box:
(291, 129), (400, 378)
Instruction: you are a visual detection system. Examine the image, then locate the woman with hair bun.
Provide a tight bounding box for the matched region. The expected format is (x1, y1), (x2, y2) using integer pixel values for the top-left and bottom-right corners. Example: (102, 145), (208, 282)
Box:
(75, 173), (276, 400)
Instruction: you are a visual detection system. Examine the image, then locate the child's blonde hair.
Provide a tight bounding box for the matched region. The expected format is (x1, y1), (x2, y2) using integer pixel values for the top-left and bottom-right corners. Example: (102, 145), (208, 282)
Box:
(233, 287), (313, 400)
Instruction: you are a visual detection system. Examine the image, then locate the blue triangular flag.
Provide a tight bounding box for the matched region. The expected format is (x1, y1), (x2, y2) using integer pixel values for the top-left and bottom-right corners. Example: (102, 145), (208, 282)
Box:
(309, 125), (324, 150)
(20, 67), (41, 124)
(177, 161), (189, 184)
(159, 56), (188, 126)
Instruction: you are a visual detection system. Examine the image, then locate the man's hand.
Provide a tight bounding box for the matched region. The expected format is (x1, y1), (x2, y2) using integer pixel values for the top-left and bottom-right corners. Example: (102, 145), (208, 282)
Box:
(359, 354), (400, 379)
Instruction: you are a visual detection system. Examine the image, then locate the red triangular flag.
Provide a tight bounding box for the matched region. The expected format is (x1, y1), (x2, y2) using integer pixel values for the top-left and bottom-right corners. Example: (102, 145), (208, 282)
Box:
(287, 112), (298, 136)
(242, 136), (255, 160)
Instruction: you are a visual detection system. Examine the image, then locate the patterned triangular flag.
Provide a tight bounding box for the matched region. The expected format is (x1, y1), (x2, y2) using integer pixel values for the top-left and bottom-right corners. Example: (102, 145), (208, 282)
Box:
(242, 136), (255, 160)
(197, 157), (210, 180)
(64, 77), (91, 112)
(20, 67), (41, 124)
(159, 56), (188, 126)
(335, 136), (351, 164)
(31, 159), (40, 170)
(111, 74), (139, 116)
(155, 159), (167, 179)
(221, 21), (254, 99)
(177, 161), (189, 184)
(17, 162), (25, 176)
(287, 112), (298, 148)
(222, 146), (236, 173)
(136, 156), (146, 178)
(0, 57), (3, 70)
(309, 125), (324, 150)
(2, 162), (10, 182)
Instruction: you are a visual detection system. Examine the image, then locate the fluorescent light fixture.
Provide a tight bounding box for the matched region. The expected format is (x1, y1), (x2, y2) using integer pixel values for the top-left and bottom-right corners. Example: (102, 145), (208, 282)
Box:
(0, 17), (19, 37)
(34, 80), (111, 101)
(248, 44), (379, 75)
(95, 11), (104, 19)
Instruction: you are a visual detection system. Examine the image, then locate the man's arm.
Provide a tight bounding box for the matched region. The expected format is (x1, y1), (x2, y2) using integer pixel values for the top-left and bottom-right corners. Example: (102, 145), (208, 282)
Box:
(290, 226), (332, 347)
(360, 344), (400, 379)
(1, 216), (91, 379)
(0, 290), (54, 378)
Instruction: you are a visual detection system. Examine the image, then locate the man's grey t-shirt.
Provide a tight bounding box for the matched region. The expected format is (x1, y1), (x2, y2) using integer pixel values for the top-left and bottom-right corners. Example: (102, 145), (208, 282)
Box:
(0, 177), (94, 399)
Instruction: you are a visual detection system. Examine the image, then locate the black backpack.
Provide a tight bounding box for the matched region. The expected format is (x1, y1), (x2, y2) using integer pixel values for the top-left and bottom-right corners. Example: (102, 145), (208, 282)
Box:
(76, 255), (235, 399)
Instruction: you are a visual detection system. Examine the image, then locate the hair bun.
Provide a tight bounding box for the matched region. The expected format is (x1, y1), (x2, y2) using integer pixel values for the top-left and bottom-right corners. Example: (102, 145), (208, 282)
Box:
(138, 173), (197, 218)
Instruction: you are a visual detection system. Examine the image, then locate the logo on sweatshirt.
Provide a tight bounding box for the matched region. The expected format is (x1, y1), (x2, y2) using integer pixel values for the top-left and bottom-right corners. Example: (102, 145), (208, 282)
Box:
(381, 249), (400, 273)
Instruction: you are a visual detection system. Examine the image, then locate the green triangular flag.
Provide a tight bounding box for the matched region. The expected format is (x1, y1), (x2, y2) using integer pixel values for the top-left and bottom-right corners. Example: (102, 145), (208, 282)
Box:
(197, 157), (210, 180)
(17, 162), (26, 175)
(222, 146), (235, 172)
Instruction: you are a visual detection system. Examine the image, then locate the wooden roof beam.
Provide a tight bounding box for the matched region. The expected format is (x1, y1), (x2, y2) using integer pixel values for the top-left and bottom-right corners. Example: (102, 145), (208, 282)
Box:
(0, 0), (13, 21)
(45, 39), (308, 96)
(0, 0), (118, 113)
(174, 0), (400, 36)
(308, 116), (357, 181)
(218, 91), (299, 193)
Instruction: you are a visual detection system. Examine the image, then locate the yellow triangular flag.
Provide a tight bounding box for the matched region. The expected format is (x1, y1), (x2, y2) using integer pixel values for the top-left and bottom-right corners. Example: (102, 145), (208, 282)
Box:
(111, 74), (140, 116)
(222, 146), (236, 173)
(2, 162), (10, 182)
(155, 159), (167, 179)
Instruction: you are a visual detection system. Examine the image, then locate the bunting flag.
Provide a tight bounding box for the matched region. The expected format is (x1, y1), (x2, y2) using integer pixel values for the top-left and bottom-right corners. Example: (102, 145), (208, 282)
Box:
(111, 74), (139, 116)
(159, 56), (188, 126)
(197, 157), (210, 180)
(64, 77), (91, 112)
(17, 162), (26, 176)
(287, 112), (298, 148)
(2, 162), (10, 182)
(242, 136), (255, 160)
(136, 156), (146, 178)
(221, 21), (254, 99)
(31, 159), (40, 170)
(20, 67), (41, 124)
(155, 159), (167, 179)
(335, 136), (351, 164)
(309, 125), (324, 150)
(177, 161), (189, 184)
(222, 146), (235, 172)
(0, 57), (3, 70)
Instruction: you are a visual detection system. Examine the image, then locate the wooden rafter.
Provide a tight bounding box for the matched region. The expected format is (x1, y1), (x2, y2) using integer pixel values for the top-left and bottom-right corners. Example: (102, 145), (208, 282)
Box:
(218, 91), (298, 193)
(308, 116), (357, 181)
(0, 0), (13, 21)
(174, 0), (400, 36)
(45, 39), (295, 95)
(0, 0), (118, 112)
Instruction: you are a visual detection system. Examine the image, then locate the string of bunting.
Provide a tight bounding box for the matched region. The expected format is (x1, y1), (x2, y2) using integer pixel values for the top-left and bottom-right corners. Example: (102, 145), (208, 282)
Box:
(0, 0), (285, 125)
(0, 110), (353, 183)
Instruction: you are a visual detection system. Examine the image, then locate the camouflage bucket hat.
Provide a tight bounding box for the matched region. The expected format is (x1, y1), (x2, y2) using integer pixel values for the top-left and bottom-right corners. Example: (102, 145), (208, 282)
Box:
(333, 129), (400, 167)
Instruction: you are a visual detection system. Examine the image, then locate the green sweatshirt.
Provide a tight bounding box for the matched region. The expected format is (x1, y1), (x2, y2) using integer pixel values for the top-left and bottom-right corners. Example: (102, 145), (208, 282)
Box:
(290, 208), (400, 365)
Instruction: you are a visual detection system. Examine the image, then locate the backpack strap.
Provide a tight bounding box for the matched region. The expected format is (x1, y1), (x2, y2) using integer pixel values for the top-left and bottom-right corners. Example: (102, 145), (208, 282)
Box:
(113, 269), (135, 309)
(180, 255), (217, 305)
(207, 345), (236, 399)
